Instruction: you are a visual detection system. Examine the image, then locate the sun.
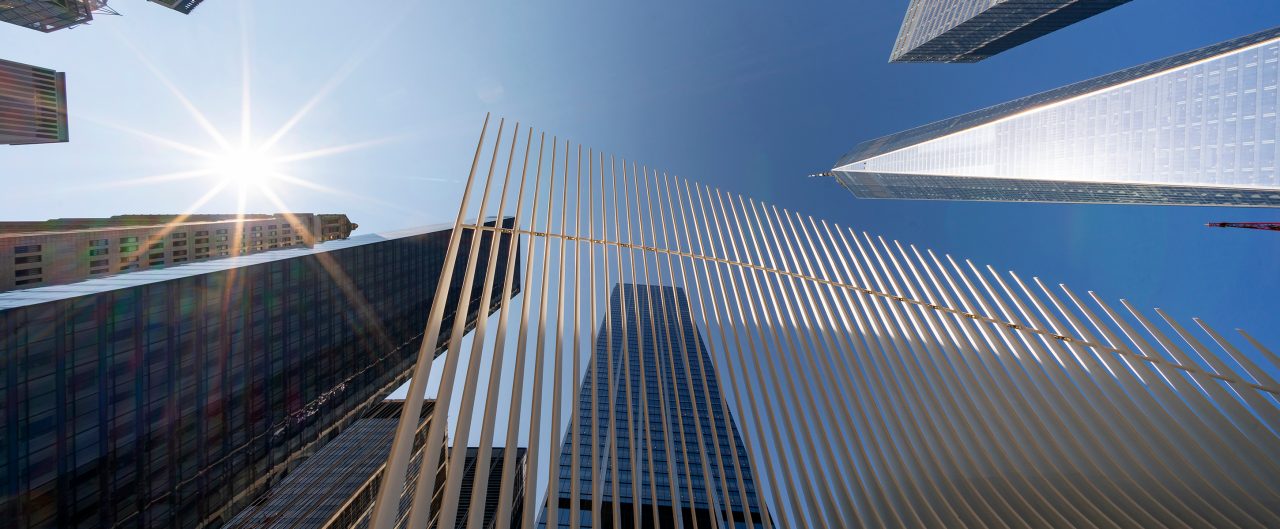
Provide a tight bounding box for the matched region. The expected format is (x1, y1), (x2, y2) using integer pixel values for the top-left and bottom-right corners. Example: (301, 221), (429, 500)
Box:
(209, 148), (278, 187)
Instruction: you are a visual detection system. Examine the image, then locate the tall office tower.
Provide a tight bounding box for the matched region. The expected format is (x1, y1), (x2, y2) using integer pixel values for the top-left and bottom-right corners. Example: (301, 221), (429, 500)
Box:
(0, 0), (105, 32)
(890, 0), (1131, 62)
(228, 399), (527, 529)
(145, 0), (202, 14)
(0, 213), (359, 292)
(539, 284), (767, 529)
(0, 58), (68, 146)
(0, 220), (520, 529)
(834, 26), (1280, 207)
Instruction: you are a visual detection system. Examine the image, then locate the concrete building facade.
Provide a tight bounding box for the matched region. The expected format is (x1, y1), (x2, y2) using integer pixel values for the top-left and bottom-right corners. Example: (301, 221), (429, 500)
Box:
(0, 213), (358, 293)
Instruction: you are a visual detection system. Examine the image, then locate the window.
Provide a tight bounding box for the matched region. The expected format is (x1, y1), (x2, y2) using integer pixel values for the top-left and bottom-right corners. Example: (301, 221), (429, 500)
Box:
(268, 239), (277, 244)
(172, 250), (187, 257)
(89, 269), (106, 275)
(269, 231), (277, 237)
(148, 242), (163, 250)
(15, 268), (42, 277)
(118, 264), (138, 271)
(89, 259), (108, 267)
(267, 224), (277, 229)
(171, 232), (186, 239)
(195, 247), (209, 254)
(172, 258), (187, 263)
(216, 245), (228, 251)
(88, 239), (108, 247)
(15, 278), (41, 285)
(172, 240), (187, 247)
(215, 228), (228, 235)
(14, 255), (41, 264)
(14, 244), (41, 254)
(119, 256), (138, 264)
(120, 245), (138, 253)
(195, 230), (208, 236)
(215, 236), (228, 242)
(148, 253), (164, 260)
(195, 238), (208, 244)
(251, 226), (262, 231)
(89, 248), (108, 256)
(119, 237), (137, 244)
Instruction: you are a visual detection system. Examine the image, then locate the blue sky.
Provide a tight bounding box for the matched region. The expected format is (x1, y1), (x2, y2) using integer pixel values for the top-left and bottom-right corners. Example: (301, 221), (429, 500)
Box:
(5, 0), (1279, 520)
(2, 1), (1276, 348)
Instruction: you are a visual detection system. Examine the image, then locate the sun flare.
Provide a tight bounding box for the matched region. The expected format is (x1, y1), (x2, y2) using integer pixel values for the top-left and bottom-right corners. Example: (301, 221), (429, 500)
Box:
(209, 148), (278, 187)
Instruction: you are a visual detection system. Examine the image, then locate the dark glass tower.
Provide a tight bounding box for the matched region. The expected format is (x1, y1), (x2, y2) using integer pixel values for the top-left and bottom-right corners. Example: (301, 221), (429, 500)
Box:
(0, 58), (68, 145)
(0, 220), (519, 529)
(539, 284), (767, 528)
(890, 0), (1132, 63)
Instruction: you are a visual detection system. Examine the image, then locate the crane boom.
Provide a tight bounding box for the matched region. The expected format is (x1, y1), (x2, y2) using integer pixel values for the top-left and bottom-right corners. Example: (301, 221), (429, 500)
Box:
(1205, 222), (1280, 232)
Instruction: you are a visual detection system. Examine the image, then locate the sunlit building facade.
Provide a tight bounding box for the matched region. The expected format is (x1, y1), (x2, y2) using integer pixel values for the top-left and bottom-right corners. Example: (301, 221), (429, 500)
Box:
(0, 58), (68, 145)
(0, 221), (519, 529)
(835, 26), (1280, 206)
(0, 213), (358, 293)
(539, 284), (767, 529)
(890, 0), (1132, 63)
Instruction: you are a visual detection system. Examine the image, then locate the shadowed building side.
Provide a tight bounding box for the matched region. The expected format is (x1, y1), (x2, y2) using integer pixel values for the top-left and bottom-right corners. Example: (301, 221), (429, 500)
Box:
(0, 219), (520, 529)
(538, 284), (768, 529)
(891, 0), (1132, 63)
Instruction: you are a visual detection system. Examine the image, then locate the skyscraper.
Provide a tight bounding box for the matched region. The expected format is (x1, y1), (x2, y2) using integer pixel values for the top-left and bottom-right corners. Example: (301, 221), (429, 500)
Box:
(227, 398), (528, 529)
(0, 0), (104, 32)
(0, 213), (359, 293)
(0, 220), (519, 529)
(833, 26), (1280, 207)
(145, 0), (203, 14)
(539, 284), (768, 529)
(0, 58), (68, 145)
(890, 0), (1132, 63)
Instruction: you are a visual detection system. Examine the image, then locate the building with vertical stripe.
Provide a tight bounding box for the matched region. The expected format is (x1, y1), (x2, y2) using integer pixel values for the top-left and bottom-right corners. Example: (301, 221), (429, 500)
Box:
(890, 0), (1132, 63)
(538, 284), (767, 529)
(0, 58), (68, 145)
(833, 26), (1280, 206)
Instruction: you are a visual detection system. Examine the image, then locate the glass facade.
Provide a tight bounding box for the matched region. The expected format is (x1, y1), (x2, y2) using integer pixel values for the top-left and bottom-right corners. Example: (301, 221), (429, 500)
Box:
(539, 284), (766, 529)
(891, 0), (1132, 63)
(0, 221), (519, 529)
(839, 26), (1280, 206)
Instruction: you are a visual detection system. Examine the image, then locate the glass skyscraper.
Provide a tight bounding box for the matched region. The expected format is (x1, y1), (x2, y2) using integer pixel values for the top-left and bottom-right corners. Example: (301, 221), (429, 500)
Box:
(836, 26), (1280, 206)
(890, 0), (1132, 63)
(539, 284), (767, 529)
(0, 220), (518, 529)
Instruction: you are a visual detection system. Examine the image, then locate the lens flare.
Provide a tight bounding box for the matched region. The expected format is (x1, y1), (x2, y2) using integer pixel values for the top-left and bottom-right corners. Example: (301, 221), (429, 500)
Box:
(210, 148), (278, 187)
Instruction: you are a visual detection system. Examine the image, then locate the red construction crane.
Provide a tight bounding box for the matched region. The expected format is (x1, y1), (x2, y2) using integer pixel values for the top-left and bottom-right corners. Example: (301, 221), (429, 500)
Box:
(1205, 222), (1280, 232)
